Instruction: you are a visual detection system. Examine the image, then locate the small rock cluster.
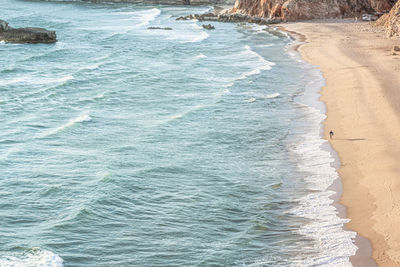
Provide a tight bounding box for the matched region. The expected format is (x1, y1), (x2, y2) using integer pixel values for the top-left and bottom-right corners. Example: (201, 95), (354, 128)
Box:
(176, 12), (281, 25)
(147, 26), (173, 30)
(202, 24), (215, 30)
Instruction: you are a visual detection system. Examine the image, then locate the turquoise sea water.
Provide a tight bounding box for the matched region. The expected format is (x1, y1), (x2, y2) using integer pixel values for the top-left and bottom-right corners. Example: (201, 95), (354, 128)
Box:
(1, 1), (357, 266)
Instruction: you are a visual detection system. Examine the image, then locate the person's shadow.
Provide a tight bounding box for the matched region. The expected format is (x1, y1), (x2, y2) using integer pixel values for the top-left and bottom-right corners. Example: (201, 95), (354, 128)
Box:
(335, 138), (366, 141)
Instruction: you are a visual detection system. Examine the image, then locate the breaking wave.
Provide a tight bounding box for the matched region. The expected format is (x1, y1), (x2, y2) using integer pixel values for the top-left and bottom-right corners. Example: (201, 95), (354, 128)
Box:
(0, 248), (63, 267)
(237, 45), (275, 80)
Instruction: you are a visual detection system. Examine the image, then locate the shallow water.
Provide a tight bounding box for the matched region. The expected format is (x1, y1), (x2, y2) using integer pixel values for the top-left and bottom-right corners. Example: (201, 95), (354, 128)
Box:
(1, 1), (356, 266)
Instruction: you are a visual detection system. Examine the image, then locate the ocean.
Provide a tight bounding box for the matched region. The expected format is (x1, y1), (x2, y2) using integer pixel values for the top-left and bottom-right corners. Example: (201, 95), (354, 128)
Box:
(0, 1), (357, 266)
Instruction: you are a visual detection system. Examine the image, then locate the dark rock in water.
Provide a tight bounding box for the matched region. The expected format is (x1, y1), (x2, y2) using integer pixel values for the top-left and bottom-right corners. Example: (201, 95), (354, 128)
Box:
(147, 26), (173, 30)
(202, 24), (215, 29)
(177, 13), (218, 21)
(0, 20), (56, 43)
(176, 12), (281, 25)
(176, 14), (197, 20)
(218, 13), (281, 24)
(0, 20), (9, 32)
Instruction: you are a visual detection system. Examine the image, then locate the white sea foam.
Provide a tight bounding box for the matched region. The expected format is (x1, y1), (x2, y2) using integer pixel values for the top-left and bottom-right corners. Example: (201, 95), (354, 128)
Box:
(255, 44), (274, 48)
(36, 75), (73, 86)
(175, 31), (209, 43)
(223, 82), (234, 88)
(215, 88), (231, 98)
(190, 23), (203, 30)
(245, 97), (256, 103)
(42, 113), (91, 137)
(94, 54), (111, 62)
(2, 74), (74, 88)
(49, 75), (74, 84)
(248, 24), (268, 32)
(280, 30), (292, 40)
(0, 76), (29, 86)
(170, 114), (183, 120)
(81, 63), (100, 71)
(0, 248), (63, 267)
(204, 6), (214, 13)
(160, 23), (208, 43)
(236, 46), (275, 80)
(145, 21), (208, 43)
(82, 25), (133, 34)
(195, 53), (207, 59)
(135, 8), (161, 28)
(81, 8), (161, 34)
(289, 107), (357, 266)
(156, 105), (204, 125)
(266, 93), (280, 99)
(17, 75), (74, 99)
(287, 51), (357, 265)
(0, 144), (23, 162)
(94, 92), (105, 99)
(244, 45), (274, 68)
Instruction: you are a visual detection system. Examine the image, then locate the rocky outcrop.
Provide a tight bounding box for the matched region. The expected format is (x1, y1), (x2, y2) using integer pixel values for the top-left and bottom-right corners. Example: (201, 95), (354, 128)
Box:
(376, 0), (400, 37)
(177, 12), (281, 24)
(0, 20), (56, 43)
(230, 0), (395, 21)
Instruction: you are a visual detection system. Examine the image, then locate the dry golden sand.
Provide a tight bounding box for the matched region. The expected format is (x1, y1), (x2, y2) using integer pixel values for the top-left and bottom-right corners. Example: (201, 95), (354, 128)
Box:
(282, 20), (400, 266)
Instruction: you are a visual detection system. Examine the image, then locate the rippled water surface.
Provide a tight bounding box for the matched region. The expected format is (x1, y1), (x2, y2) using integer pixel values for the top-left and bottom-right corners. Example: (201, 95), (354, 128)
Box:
(1, 1), (357, 266)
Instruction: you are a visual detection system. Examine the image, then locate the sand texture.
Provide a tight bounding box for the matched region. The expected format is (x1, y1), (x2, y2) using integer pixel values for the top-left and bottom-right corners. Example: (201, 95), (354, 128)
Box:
(283, 20), (400, 266)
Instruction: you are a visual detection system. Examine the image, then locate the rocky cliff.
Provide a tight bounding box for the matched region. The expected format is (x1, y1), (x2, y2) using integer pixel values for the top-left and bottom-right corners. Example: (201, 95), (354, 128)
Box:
(376, 0), (400, 36)
(230, 0), (395, 21)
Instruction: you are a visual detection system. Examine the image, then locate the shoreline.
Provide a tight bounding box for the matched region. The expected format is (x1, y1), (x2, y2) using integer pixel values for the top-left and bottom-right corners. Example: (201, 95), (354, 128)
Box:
(281, 19), (400, 266)
(283, 28), (374, 266)
(282, 27), (376, 267)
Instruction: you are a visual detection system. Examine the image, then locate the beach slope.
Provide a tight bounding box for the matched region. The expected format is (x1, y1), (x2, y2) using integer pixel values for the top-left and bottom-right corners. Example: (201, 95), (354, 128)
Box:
(283, 20), (400, 266)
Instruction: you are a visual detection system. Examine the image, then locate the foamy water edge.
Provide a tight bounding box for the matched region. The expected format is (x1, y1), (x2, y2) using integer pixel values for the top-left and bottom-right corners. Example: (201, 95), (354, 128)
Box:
(283, 30), (358, 266)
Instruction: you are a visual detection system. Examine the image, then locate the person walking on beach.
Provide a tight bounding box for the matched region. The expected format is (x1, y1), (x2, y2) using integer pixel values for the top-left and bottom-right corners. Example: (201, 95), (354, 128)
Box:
(329, 130), (334, 139)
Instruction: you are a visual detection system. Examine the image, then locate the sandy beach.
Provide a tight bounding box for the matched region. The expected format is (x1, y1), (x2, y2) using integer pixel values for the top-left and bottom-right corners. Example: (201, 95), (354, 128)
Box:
(282, 20), (400, 266)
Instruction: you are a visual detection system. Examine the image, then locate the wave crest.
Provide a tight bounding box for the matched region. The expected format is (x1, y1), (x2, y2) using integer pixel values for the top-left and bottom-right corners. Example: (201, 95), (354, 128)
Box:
(136, 8), (161, 28)
(195, 53), (207, 59)
(237, 46), (275, 80)
(266, 93), (280, 99)
(41, 113), (91, 137)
